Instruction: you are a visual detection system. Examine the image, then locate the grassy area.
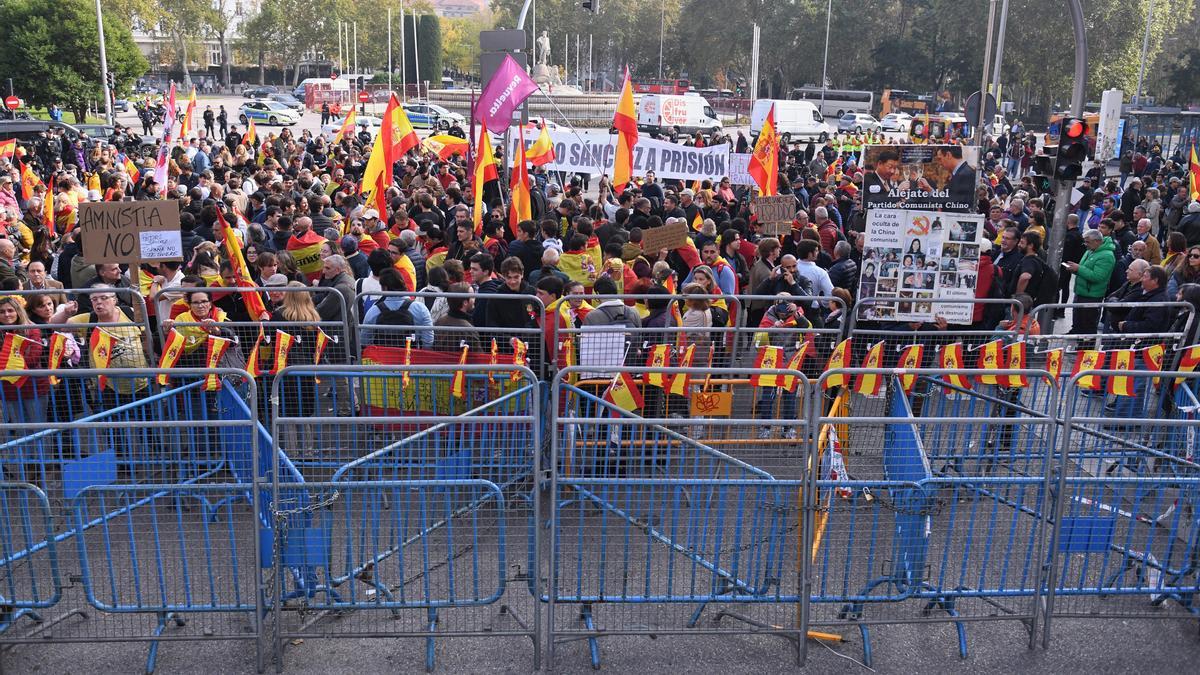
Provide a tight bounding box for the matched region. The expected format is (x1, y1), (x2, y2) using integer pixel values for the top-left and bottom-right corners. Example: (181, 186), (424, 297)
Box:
(23, 109), (107, 125)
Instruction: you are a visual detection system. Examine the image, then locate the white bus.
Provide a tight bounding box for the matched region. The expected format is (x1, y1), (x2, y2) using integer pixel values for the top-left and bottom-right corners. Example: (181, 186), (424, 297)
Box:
(789, 87), (874, 119)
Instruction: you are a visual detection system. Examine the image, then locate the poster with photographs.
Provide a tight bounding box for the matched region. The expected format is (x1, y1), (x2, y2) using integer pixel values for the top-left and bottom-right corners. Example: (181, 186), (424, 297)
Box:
(861, 144), (980, 213)
(858, 209), (985, 325)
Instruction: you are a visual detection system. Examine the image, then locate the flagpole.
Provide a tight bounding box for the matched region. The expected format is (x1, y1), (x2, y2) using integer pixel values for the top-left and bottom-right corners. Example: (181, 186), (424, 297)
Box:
(400, 0), (407, 101)
(388, 8), (393, 93)
(534, 87), (605, 178)
(412, 9), (421, 97)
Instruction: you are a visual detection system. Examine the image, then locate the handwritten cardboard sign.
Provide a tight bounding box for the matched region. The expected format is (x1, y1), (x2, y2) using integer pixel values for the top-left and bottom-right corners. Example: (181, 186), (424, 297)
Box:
(639, 220), (690, 253)
(79, 201), (182, 265)
(751, 195), (796, 236)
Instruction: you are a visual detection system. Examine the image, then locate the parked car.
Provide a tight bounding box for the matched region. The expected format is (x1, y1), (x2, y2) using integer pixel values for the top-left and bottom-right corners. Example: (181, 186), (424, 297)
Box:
(242, 86), (279, 99)
(320, 115), (383, 138)
(371, 89), (398, 103)
(112, 99), (130, 113)
(837, 112), (880, 133)
(403, 101), (466, 130)
(268, 94), (305, 114)
(238, 100), (300, 126)
(880, 112), (913, 133)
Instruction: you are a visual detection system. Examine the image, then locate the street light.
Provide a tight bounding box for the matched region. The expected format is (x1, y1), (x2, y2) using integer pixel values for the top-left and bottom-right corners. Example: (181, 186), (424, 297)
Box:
(94, 0), (113, 125)
(820, 0), (831, 111)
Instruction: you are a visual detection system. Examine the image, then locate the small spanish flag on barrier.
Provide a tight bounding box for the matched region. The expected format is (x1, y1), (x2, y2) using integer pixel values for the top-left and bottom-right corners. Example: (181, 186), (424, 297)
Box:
(203, 335), (233, 391)
(1045, 348), (1064, 381)
(644, 343), (671, 388)
(245, 325), (265, 377)
(511, 338), (528, 381)
(897, 344), (925, 394)
(823, 338), (853, 390)
(780, 335), (814, 393)
(691, 211), (703, 232)
(1072, 349), (1104, 391)
(1107, 350), (1137, 397)
(313, 329), (331, 365)
(668, 343), (695, 397)
(157, 329), (187, 385)
(975, 339), (1003, 385)
(90, 328), (115, 390)
(488, 338), (499, 385)
(451, 343), (469, 399)
(852, 341), (885, 396)
(1143, 343), (1165, 371)
(752, 345), (784, 388)
(402, 336), (413, 387)
(940, 342), (971, 390)
(272, 330), (295, 375)
(1001, 342), (1029, 388)
(603, 371), (644, 412)
(0, 333), (32, 388)
(1175, 344), (1200, 386)
(46, 332), (67, 385)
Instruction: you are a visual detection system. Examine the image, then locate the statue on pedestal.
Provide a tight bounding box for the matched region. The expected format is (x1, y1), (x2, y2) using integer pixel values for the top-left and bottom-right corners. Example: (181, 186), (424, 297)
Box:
(532, 31), (562, 87)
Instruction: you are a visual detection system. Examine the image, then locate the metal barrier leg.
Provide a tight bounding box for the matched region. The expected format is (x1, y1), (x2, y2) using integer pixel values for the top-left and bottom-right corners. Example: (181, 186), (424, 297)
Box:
(145, 611), (185, 674)
(425, 607), (438, 673)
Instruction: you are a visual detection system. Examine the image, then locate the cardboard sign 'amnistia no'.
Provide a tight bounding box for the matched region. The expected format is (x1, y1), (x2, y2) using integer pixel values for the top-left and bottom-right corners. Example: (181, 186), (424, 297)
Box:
(79, 201), (183, 265)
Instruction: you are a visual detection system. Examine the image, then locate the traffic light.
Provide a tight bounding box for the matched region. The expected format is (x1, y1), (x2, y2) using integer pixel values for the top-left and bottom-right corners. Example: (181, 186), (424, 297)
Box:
(105, 72), (115, 90)
(1054, 116), (1089, 181)
(581, 0), (599, 13)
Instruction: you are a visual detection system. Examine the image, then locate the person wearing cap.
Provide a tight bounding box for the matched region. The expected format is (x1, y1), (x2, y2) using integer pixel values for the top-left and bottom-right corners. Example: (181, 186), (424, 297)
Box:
(679, 188), (702, 226)
(262, 273), (290, 312)
(341, 236), (370, 280)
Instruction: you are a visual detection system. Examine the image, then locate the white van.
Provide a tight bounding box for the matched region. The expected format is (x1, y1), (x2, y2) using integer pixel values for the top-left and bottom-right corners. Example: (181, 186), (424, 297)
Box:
(292, 77), (350, 99)
(750, 99), (832, 143)
(636, 94), (721, 137)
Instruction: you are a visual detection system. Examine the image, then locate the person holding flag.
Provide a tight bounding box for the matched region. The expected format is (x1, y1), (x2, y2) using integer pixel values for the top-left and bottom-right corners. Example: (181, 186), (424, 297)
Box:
(0, 296), (48, 436)
(472, 120), (499, 236)
(526, 123), (557, 167)
(63, 285), (150, 404)
(159, 289), (235, 368)
(753, 295), (810, 438)
(333, 109), (357, 145)
(611, 67), (638, 195)
(509, 129), (532, 236)
(748, 103), (779, 196)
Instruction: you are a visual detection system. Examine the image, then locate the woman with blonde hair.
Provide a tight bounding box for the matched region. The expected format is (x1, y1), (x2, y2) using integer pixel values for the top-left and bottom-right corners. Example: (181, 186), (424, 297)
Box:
(269, 282), (321, 439)
(0, 295), (48, 444)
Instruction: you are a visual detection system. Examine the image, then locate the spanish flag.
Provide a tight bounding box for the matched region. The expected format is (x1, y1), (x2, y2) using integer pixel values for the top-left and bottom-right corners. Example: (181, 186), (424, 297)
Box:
(0, 333), (32, 388)
(272, 330), (295, 375)
(602, 371), (644, 412)
(852, 341), (885, 396)
(511, 338), (528, 381)
(611, 66), (638, 194)
(361, 95), (399, 214)
(90, 328), (115, 390)
(19, 160), (43, 201)
(690, 211), (703, 232)
(897, 344), (925, 394)
(1143, 343), (1165, 385)
(1045, 347), (1064, 381)
(781, 335), (814, 393)
(823, 338), (852, 390)
(526, 124), (556, 166)
(0, 138), (14, 160)
(245, 325), (266, 377)
(668, 343), (695, 396)
(121, 153), (141, 183)
(402, 336), (413, 387)
(286, 229), (326, 282)
(975, 339), (1003, 385)
(1190, 144), (1200, 201)
(1107, 350), (1137, 397)
(1001, 341), (1028, 388)
(451, 343), (470, 399)
(1072, 349), (1104, 391)
(472, 119), (499, 236)
(488, 337), (499, 385)
(391, 253), (418, 293)
(422, 133), (470, 160)
(644, 343), (671, 388)
(1176, 344), (1200, 386)
(313, 329), (331, 364)
(217, 211), (268, 319)
(748, 103), (779, 196)
(509, 130), (532, 236)
(940, 342), (971, 390)
(244, 118), (257, 147)
(156, 329), (187, 385)
(333, 109), (357, 145)
(46, 332), (67, 385)
(203, 335), (233, 391)
(179, 86), (196, 139)
(751, 345), (784, 388)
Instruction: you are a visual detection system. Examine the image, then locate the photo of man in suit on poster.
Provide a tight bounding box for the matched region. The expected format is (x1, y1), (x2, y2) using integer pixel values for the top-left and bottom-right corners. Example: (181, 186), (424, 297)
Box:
(934, 145), (977, 208)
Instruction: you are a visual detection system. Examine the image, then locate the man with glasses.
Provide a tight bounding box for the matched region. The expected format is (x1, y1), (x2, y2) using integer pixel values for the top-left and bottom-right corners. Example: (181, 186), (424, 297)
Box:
(64, 285), (150, 404)
(1063, 228), (1116, 335)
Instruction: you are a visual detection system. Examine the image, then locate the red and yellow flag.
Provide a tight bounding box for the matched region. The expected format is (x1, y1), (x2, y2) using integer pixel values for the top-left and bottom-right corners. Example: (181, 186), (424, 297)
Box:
(1072, 349), (1104, 391)
(611, 67), (638, 194)
(487, 338), (499, 385)
(511, 338), (528, 381)
(472, 120), (499, 236)
(823, 338), (853, 390)
(526, 124), (556, 166)
(603, 371), (644, 412)
(690, 211), (704, 232)
(333, 109), (357, 145)
(509, 130), (532, 235)
(1176, 344), (1200, 386)
(1189, 144), (1200, 201)
(1001, 341), (1029, 388)
(19, 161), (44, 202)
(179, 86), (196, 139)
(940, 342), (971, 390)
(1107, 350), (1137, 397)
(244, 118), (257, 147)
(781, 336), (814, 393)
(752, 345), (784, 388)
(897, 344), (925, 393)
(401, 336), (413, 387)
(90, 328), (115, 390)
(121, 153), (141, 183)
(361, 96), (397, 214)
(0, 138), (15, 160)
(975, 339), (1003, 385)
(313, 329), (331, 364)
(245, 325), (266, 377)
(156, 329), (187, 385)
(272, 330), (295, 375)
(203, 335), (233, 391)
(748, 103), (779, 196)
(217, 211), (269, 319)
(0, 333), (32, 389)
(644, 343), (671, 388)
(46, 332), (67, 385)
(1143, 343), (1165, 372)
(1045, 347), (1064, 381)
(668, 343), (695, 396)
(852, 340), (885, 396)
(451, 343), (470, 399)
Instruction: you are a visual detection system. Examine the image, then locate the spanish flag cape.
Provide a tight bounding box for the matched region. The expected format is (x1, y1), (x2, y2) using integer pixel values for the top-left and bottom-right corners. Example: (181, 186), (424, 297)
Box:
(286, 230), (326, 282)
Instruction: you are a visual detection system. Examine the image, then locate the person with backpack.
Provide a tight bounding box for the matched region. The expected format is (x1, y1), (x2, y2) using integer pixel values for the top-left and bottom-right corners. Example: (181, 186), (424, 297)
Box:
(359, 268), (433, 348)
(1013, 231), (1058, 309)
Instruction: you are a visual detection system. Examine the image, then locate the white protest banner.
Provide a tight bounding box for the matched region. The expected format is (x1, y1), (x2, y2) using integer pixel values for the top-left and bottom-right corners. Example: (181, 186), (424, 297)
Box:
(508, 129), (731, 182)
(728, 152), (755, 186)
(857, 209), (985, 325)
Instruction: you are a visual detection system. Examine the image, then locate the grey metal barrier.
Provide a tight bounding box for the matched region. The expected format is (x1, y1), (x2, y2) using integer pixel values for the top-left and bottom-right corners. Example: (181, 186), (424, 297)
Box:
(266, 364), (542, 672)
(0, 368), (265, 673)
(1029, 301), (1195, 352)
(5, 287), (157, 364)
(547, 365), (811, 669)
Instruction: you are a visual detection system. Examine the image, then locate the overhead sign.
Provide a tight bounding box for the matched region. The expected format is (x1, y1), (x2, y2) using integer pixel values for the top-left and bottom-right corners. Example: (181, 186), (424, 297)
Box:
(861, 144), (980, 213)
(639, 220), (690, 253)
(79, 200), (183, 265)
(508, 128), (731, 182)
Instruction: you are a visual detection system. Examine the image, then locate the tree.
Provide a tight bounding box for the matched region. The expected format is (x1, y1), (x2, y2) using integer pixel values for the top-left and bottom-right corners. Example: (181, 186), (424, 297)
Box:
(443, 11), (496, 75)
(0, 0), (148, 122)
(1164, 46), (1200, 106)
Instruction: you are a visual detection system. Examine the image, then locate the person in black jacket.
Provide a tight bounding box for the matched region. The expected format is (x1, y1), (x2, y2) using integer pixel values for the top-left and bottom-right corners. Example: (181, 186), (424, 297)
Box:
(1060, 213), (1084, 304)
(483, 257), (536, 330)
(1117, 266), (1171, 333)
